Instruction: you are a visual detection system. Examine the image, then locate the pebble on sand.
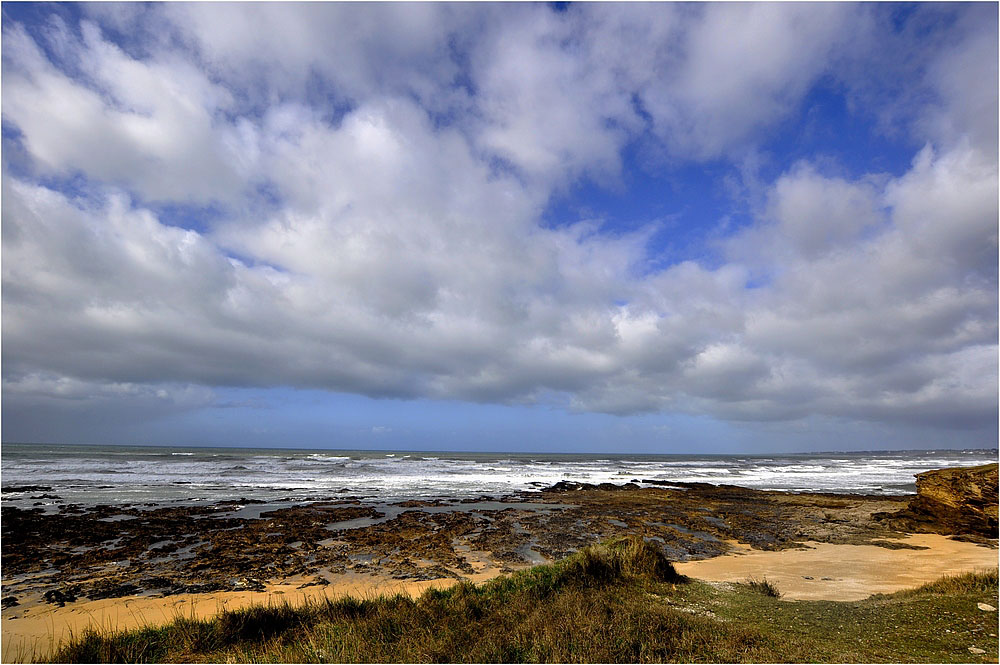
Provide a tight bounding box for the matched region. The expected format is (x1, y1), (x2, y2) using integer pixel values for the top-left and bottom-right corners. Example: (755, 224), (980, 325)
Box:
(976, 603), (996, 612)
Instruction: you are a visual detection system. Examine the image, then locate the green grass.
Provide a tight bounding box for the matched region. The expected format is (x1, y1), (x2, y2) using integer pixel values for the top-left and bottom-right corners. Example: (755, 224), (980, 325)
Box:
(48, 538), (999, 663)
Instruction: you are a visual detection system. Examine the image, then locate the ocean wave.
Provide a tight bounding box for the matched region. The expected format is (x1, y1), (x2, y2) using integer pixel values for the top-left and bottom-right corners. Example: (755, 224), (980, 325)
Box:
(3, 446), (995, 509)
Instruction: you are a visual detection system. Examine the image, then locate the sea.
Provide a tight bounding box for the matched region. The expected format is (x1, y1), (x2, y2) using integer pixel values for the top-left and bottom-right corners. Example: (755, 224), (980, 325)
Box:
(1, 444), (996, 513)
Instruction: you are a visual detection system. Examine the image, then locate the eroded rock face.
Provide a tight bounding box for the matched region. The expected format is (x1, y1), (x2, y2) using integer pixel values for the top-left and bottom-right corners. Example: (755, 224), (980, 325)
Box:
(876, 463), (998, 537)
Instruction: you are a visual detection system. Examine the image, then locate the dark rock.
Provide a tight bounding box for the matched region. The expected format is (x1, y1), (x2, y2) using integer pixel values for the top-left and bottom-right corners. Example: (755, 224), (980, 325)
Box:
(170, 582), (229, 595)
(869, 539), (930, 550)
(459, 495), (499, 503)
(540, 480), (642, 492)
(949, 533), (997, 547)
(140, 576), (175, 590)
(2, 596), (19, 608)
(297, 577), (330, 589)
(596, 482), (641, 491)
(2, 485), (52, 493)
(539, 480), (594, 492)
(43, 588), (77, 607)
(86, 582), (140, 600)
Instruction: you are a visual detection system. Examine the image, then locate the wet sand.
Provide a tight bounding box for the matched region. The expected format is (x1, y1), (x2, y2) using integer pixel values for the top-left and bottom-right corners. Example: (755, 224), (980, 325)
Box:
(675, 534), (998, 601)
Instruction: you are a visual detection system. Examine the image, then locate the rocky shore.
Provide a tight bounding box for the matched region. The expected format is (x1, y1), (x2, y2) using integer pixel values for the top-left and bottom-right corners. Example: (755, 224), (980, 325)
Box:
(1, 464), (996, 618)
(874, 462), (998, 540)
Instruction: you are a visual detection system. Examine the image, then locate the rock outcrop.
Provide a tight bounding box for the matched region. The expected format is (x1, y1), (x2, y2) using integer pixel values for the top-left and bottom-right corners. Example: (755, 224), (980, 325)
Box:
(539, 480), (641, 492)
(876, 463), (998, 538)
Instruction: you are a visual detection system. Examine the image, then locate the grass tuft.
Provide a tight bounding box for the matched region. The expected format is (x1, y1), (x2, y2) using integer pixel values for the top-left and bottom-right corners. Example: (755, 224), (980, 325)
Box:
(558, 537), (685, 587)
(215, 601), (305, 643)
(882, 568), (999, 598)
(744, 575), (782, 598)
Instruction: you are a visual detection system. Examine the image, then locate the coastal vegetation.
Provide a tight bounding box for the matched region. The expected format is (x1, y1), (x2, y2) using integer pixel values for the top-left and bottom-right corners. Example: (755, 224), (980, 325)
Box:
(47, 538), (998, 664)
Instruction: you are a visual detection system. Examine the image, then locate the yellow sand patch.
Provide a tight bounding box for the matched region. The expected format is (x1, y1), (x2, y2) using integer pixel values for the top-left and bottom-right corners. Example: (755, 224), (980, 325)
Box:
(674, 534), (998, 601)
(1, 569), (507, 663)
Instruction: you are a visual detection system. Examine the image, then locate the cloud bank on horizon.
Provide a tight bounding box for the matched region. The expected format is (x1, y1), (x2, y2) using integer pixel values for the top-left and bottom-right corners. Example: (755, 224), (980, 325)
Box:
(2, 3), (997, 450)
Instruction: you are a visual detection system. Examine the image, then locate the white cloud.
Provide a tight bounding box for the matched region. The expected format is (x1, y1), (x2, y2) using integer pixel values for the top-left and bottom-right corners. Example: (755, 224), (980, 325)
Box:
(885, 144), (998, 285)
(156, 2), (472, 116)
(2, 20), (250, 203)
(638, 3), (864, 159)
(917, 9), (999, 157)
(469, 5), (637, 188)
(765, 165), (886, 259)
(1, 4), (996, 437)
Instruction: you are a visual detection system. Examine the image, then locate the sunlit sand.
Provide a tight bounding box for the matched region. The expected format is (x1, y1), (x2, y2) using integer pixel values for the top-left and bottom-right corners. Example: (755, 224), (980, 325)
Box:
(675, 534), (998, 601)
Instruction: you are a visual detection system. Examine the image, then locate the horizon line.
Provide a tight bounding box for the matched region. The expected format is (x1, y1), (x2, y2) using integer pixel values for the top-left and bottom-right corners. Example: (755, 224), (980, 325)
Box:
(2, 441), (997, 459)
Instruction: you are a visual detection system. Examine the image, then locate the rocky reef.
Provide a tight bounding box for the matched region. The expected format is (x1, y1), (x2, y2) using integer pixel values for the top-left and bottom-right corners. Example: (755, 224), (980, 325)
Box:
(2, 466), (996, 614)
(875, 463), (998, 538)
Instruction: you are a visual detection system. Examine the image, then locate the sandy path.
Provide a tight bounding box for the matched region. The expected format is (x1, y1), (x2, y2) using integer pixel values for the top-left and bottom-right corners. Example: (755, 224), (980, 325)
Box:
(675, 534), (998, 601)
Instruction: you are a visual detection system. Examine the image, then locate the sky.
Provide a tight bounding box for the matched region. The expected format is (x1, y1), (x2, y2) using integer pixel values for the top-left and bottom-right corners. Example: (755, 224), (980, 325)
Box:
(1, 2), (997, 454)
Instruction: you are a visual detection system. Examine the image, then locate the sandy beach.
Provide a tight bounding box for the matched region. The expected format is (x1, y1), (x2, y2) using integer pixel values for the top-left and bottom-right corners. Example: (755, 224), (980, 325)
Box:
(675, 534), (998, 601)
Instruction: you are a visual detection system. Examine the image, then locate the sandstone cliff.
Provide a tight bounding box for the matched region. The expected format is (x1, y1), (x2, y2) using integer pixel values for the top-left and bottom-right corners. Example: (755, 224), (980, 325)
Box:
(876, 463), (998, 538)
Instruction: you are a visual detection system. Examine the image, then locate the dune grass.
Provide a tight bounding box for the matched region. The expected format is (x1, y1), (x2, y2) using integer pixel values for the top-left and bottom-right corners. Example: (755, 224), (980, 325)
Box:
(743, 576), (782, 598)
(48, 538), (999, 663)
(889, 568), (999, 597)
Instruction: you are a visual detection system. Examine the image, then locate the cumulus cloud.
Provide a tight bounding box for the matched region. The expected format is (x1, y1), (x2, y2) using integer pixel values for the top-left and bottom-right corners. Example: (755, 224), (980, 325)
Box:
(914, 8), (999, 157)
(2, 19), (250, 203)
(637, 3), (866, 159)
(157, 2), (470, 112)
(1, 4), (996, 437)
